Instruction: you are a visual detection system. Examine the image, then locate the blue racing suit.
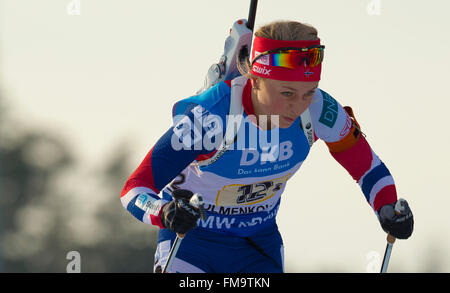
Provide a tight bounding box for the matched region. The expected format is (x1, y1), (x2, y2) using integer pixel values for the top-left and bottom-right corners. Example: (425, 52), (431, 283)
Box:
(120, 76), (398, 273)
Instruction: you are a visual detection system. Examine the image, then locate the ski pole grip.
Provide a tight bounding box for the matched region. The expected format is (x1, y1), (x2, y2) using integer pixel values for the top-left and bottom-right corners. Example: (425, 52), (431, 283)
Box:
(387, 210), (400, 244)
(174, 193), (205, 240)
(387, 234), (396, 244)
(386, 199), (405, 244)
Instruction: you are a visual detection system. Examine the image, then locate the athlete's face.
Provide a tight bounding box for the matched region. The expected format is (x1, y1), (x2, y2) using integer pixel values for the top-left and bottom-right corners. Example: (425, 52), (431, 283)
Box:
(251, 77), (319, 129)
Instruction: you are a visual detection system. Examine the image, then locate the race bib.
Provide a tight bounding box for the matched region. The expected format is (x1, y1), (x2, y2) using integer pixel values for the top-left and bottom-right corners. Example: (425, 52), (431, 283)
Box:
(215, 174), (291, 206)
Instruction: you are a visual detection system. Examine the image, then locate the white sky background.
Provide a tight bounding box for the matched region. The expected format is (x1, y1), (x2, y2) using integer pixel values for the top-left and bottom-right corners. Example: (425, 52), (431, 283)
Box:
(1, 0), (449, 272)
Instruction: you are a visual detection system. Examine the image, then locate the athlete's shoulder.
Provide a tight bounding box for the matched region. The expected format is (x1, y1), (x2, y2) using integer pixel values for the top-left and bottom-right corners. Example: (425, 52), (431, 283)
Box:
(172, 81), (232, 120)
(309, 88), (352, 142)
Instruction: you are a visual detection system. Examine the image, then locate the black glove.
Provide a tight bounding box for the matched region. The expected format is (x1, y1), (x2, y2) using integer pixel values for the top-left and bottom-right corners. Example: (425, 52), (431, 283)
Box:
(160, 189), (201, 234)
(378, 198), (414, 239)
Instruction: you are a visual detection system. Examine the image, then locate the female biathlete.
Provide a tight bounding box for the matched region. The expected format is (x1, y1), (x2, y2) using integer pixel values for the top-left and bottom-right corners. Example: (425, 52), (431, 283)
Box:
(120, 20), (413, 273)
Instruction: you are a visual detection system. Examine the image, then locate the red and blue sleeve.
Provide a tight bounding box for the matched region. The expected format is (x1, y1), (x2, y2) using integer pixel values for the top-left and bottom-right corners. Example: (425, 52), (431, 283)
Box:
(328, 134), (398, 212)
(120, 103), (216, 227)
(311, 89), (397, 212)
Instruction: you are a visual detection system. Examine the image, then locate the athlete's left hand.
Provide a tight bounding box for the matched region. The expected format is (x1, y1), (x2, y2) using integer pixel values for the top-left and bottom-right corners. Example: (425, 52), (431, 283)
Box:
(378, 198), (414, 239)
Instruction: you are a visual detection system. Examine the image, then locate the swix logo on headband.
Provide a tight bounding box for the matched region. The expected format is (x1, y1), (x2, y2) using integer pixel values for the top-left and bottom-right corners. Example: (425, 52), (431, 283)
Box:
(252, 65), (271, 76)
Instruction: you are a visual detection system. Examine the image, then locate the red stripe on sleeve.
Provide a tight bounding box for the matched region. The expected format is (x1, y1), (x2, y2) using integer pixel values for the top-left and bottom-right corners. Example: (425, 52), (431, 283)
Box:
(330, 136), (373, 183)
(120, 146), (160, 197)
(150, 213), (165, 228)
(373, 185), (397, 211)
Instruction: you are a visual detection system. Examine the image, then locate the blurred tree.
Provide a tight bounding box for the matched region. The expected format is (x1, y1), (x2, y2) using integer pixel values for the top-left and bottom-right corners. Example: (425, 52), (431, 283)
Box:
(0, 93), (157, 272)
(0, 111), (73, 272)
(71, 143), (158, 273)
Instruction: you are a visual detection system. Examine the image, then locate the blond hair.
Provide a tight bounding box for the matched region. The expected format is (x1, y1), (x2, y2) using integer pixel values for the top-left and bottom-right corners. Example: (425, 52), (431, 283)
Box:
(237, 20), (319, 78)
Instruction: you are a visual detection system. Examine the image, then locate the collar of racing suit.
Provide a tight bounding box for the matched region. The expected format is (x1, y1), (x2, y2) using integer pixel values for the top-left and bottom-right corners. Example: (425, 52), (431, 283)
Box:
(241, 79), (255, 116)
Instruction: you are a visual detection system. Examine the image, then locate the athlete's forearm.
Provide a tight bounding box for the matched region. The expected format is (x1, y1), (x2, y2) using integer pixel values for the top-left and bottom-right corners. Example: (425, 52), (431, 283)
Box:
(329, 135), (397, 212)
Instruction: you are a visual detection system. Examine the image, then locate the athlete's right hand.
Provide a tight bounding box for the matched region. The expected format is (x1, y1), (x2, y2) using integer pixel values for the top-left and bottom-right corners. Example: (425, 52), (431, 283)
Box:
(160, 189), (202, 235)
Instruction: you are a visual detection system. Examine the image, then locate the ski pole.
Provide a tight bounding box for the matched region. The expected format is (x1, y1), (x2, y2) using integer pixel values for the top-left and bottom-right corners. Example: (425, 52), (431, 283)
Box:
(162, 193), (206, 273)
(162, 232), (184, 273)
(380, 233), (396, 273)
(379, 198), (407, 273)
